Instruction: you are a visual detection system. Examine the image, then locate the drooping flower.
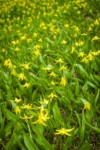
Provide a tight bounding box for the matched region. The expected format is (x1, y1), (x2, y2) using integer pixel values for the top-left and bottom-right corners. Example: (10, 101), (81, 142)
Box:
(18, 73), (26, 80)
(4, 59), (12, 68)
(86, 53), (94, 61)
(48, 92), (58, 99)
(34, 49), (41, 56)
(40, 99), (49, 105)
(61, 40), (67, 44)
(20, 114), (33, 120)
(51, 81), (58, 85)
(59, 65), (68, 71)
(11, 69), (16, 75)
(21, 63), (30, 70)
(23, 82), (30, 88)
(84, 102), (90, 110)
(32, 107), (50, 126)
(92, 36), (100, 41)
(20, 34), (27, 40)
(64, 24), (69, 29)
(42, 65), (53, 71)
(73, 26), (79, 32)
(15, 106), (21, 114)
(71, 47), (76, 53)
(60, 77), (67, 86)
(55, 58), (64, 63)
(22, 104), (33, 110)
(14, 98), (22, 103)
(14, 47), (20, 51)
(78, 52), (85, 57)
(55, 127), (74, 136)
(94, 19), (99, 25)
(49, 72), (57, 77)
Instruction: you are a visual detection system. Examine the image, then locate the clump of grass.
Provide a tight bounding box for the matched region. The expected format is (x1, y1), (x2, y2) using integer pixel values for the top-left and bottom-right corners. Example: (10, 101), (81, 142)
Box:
(0, 0), (100, 149)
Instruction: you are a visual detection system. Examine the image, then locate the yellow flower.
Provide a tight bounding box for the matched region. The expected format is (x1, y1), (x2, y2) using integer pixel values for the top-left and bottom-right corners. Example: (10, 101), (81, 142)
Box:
(60, 77), (67, 86)
(75, 42), (79, 47)
(20, 114), (33, 120)
(73, 26), (79, 32)
(21, 63), (30, 70)
(59, 65), (67, 71)
(33, 32), (38, 37)
(49, 72), (57, 77)
(14, 98), (21, 103)
(4, 59), (12, 68)
(32, 109), (50, 126)
(51, 81), (58, 85)
(78, 52), (85, 57)
(71, 47), (75, 53)
(81, 57), (88, 63)
(73, 33), (78, 38)
(53, 35), (56, 39)
(48, 93), (58, 99)
(77, 11), (81, 14)
(91, 50), (100, 56)
(11, 40), (19, 45)
(2, 48), (6, 52)
(84, 102), (90, 110)
(92, 36), (100, 41)
(22, 104), (32, 110)
(64, 24), (69, 28)
(55, 58), (64, 63)
(81, 33), (87, 36)
(38, 38), (42, 42)
(88, 26), (92, 31)
(78, 41), (84, 46)
(15, 106), (21, 114)
(86, 53), (94, 61)
(34, 49), (41, 56)
(34, 45), (41, 49)
(40, 22), (45, 28)
(40, 99), (49, 105)
(11, 69), (16, 75)
(14, 47), (20, 51)
(55, 127), (74, 136)
(56, 28), (60, 33)
(27, 38), (32, 43)
(18, 73), (26, 80)
(42, 65), (53, 71)
(23, 82), (30, 88)
(61, 40), (67, 44)
(20, 34), (27, 40)
(94, 19), (99, 25)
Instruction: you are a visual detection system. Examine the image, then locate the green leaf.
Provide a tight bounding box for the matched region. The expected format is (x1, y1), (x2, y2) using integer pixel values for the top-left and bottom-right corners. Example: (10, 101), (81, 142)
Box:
(82, 81), (88, 91)
(52, 102), (64, 126)
(95, 89), (100, 105)
(80, 142), (91, 150)
(74, 64), (88, 78)
(87, 81), (97, 89)
(5, 134), (16, 150)
(3, 108), (17, 121)
(5, 122), (13, 137)
(32, 126), (52, 150)
(32, 87), (39, 101)
(0, 108), (3, 124)
(75, 111), (85, 143)
(75, 112), (81, 127)
(75, 80), (79, 96)
(85, 120), (100, 133)
(23, 133), (39, 150)
(80, 111), (85, 142)
(39, 55), (46, 66)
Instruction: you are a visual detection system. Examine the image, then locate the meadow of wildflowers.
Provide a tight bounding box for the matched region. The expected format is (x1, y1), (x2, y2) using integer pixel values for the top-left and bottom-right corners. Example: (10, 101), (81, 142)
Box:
(0, 0), (100, 149)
